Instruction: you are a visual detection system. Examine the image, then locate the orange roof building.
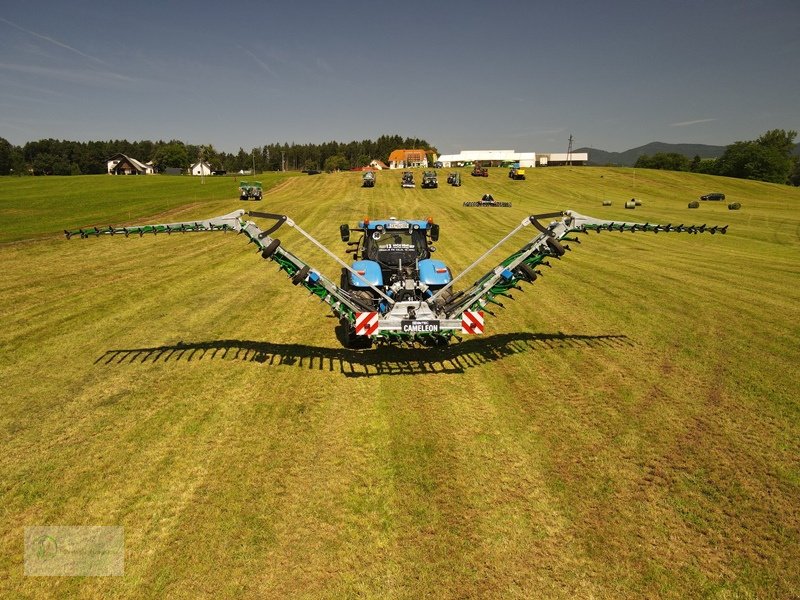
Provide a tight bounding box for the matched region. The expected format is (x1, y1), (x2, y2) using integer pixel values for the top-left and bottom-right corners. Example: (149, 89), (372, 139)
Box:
(387, 149), (430, 169)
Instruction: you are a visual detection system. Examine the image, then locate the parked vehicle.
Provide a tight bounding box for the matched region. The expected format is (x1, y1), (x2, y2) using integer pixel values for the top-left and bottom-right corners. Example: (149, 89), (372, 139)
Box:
(471, 165), (488, 177)
(239, 181), (262, 201)
(421, 170), (438, 189)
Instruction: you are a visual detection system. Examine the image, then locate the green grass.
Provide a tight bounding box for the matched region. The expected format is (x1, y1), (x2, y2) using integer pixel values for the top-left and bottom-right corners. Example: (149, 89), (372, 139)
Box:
(1, 168), (799, 598)
(0, 172), (300, 242)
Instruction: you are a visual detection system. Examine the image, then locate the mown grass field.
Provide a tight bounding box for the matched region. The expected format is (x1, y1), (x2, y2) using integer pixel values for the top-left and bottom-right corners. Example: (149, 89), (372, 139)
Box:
(1, 168), (798, 598)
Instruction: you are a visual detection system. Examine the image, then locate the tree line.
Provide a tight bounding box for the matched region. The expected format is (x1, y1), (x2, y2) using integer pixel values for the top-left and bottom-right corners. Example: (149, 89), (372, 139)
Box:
(0, 134), (435, 176)
(634, 129), (799, 186)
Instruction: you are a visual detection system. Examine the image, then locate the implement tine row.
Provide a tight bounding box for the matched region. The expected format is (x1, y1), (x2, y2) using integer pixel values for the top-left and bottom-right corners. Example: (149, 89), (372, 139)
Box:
(65, 207), (727, 349)
(462, 201), (513, 208)
(437, 210), (727, 319)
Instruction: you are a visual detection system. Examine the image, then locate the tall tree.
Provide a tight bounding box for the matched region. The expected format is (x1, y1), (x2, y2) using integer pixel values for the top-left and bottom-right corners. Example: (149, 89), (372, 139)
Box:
(151, 142), (189, 171)
(0, 137), (13, 175)
(715, 129), (797, 184)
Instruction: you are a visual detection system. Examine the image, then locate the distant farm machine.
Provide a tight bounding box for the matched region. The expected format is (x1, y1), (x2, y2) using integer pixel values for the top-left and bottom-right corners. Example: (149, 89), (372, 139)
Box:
(362, 171), (376, 188)
(447, 172), (462, 187)
(421, 170), (439, 189)
(401, 171), (415, 188)
(471, 164), (489, 177)
(66, 205), (727, 349)
(239, 181), (262, 201)
(508, 167), (526, 180)
(464, 194), (512, 208)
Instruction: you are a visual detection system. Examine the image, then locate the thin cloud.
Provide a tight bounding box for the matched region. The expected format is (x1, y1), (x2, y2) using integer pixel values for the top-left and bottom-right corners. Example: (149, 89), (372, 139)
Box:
(0, 17), (107, 66)
(238, 45), (277, 77)
(670, 118), (717, 127)
(0, 62), (136, 86)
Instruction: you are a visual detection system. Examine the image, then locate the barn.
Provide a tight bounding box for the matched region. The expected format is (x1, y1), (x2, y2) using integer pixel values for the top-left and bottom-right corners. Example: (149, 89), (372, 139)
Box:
(189, 161), (213, 176)
(106, 153), (154, 175)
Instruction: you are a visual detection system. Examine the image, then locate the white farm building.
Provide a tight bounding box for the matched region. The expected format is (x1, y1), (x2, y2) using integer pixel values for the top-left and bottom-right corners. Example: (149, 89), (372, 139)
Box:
(436, 149), (588, 168)
(437, 150), (536, 168)
(189, 161), (213, 176)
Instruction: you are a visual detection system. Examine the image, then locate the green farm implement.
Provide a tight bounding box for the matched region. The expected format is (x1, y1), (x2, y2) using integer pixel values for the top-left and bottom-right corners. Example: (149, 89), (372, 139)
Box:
(66, 209), (726, 349)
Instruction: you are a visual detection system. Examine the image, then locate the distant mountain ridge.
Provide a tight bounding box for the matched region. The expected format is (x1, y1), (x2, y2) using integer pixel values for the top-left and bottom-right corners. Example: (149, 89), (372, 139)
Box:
(576, 142), (727, 166)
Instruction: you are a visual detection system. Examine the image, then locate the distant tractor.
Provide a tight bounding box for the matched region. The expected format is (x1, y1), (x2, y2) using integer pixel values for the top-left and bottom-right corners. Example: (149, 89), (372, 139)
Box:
(447, 172), (462, 187)
(362, 171), (376, 188)
(471, 164), (488, 177)
(239, 181), (262, 201)
(508, 167), (526, 180)
(421, 170), (439, 189)
(401, 171), (415, 188)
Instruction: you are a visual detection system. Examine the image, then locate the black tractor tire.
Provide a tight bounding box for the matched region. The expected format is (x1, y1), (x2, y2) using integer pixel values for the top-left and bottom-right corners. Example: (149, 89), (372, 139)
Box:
(261, 239), (281, 259)
(291, 265), (310, 285)
(515, 263), (538, 283)
(546, 237), (566, 257)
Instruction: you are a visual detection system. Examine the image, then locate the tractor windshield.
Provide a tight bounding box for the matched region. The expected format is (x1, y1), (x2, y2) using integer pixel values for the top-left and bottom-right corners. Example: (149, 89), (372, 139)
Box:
(365, 229), (428, 266)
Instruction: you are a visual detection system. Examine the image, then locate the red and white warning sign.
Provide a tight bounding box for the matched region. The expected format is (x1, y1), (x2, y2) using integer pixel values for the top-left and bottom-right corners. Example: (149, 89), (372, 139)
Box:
(460, 310), (484, 334)
(355, 312), (379, 336)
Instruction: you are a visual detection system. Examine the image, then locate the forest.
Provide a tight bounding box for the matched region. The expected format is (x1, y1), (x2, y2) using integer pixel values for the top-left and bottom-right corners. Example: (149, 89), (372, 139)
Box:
(0, 134), (435, 176)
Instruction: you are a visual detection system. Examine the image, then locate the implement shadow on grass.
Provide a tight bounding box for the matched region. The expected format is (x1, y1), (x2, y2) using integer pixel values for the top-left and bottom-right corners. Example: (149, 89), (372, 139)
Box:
(96, 332), (632, 377)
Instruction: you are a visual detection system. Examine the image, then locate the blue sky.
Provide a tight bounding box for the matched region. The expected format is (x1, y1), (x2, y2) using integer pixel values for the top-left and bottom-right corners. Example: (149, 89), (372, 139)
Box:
(1, 0), (798, 154)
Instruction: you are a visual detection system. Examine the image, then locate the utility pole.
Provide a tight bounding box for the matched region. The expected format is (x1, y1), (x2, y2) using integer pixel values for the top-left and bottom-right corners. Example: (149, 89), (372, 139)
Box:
(567, 134), (574, 167)
(281, 151), (286, 172)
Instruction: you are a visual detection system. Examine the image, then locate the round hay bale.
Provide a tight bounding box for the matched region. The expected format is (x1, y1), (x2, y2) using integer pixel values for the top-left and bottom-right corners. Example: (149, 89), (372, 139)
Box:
(728, 202), (742, 210)
(602, 200), (612, 206)
(624, 201), (636, 209)
(634, 199), (642, 206)
(688, 200), (700, 209)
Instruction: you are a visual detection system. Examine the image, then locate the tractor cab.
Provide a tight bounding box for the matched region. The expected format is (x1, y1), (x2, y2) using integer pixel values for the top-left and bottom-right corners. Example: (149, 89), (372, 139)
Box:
(339, 217), (449, 306)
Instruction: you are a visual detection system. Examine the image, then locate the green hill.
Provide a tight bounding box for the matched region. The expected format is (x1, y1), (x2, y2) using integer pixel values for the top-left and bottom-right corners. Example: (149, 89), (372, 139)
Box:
(578, 142), (727, 166)
(1, 168), (798, 598)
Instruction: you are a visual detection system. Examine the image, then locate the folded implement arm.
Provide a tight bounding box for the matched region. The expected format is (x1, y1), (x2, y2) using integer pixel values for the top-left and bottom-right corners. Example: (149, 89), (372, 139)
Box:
(430, 211), (727, 319)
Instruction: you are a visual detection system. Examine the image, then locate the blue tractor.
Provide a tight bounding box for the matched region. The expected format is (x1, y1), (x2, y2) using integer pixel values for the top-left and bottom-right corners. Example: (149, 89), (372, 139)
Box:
(338, 217), (450, 347)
